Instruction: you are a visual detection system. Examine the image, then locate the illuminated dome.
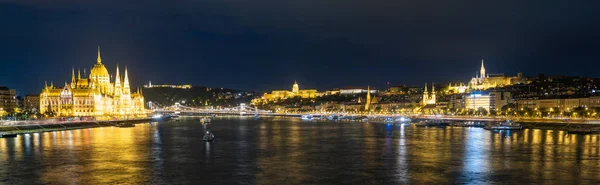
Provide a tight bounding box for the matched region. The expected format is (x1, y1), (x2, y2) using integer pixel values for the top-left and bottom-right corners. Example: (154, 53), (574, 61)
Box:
(90, 63), (109, 78)
(90, 47), (110, 79)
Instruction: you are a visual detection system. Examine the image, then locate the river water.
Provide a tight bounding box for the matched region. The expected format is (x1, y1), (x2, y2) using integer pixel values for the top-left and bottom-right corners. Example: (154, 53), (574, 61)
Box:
(1, 117), (599, 184)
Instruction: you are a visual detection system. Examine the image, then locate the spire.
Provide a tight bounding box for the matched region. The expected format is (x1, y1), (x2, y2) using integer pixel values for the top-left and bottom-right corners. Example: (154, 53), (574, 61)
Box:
(480, 57), (486, 79)
(50, 81), (54, 88)
(78, 68), (81, 79)
(71, 67), (75, 84)
(481, 57), (484, 68)
(97, 46), (102, 64)
(114, 64), (122, 97)
(45, 81), (48, 88)
(365, 86), (371, 111)
(432, 82), (435, 92)
(84, 68), (87, 77)
(424, 83), (428, 93)
(123, 66), (130, 94)
(115, 64), (120, 81)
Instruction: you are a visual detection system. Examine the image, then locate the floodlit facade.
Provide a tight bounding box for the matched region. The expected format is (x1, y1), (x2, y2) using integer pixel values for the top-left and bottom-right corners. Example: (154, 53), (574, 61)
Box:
(516, 97), (600, 111)
(253, 81), (318, 104)
(422, 83), (436, 106)
(465, 93), (491, 111)
(39, 47), (146, 118)
(469, 59), (525, 90)
(0, 86), (17, 114)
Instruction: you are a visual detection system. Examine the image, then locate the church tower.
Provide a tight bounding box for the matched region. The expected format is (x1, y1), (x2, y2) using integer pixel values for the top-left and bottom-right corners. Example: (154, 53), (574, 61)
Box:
(422, 83), (429, 105)
(365, 86), (371, 111)
(480, 58), (486, 79)
(431, 82), (436, 104)
(422, 83), (436, 105)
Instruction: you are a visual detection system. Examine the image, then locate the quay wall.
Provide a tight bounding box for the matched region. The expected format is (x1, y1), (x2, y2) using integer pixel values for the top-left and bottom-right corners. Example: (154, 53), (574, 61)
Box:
(0, 119), (152, 134)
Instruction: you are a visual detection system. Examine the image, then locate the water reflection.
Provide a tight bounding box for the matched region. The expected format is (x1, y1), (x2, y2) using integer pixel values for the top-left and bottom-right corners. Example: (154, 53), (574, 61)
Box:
(0, 119), (600, 184)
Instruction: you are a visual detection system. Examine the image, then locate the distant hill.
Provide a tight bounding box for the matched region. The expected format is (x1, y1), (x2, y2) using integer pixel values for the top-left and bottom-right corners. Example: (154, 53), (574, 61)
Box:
(143, 86), (257, 108)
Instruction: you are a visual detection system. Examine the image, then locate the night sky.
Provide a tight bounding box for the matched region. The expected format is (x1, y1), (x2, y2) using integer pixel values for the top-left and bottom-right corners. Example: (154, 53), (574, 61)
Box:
(1, 0), (599, 95)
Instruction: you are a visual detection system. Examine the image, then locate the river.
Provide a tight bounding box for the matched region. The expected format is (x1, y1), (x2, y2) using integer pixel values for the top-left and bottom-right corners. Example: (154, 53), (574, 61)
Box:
(1, 117), (599, 184)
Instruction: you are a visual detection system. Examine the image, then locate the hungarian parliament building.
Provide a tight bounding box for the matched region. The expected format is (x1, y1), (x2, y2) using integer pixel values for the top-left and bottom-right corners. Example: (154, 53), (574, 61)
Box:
(39, 47), (146, 118)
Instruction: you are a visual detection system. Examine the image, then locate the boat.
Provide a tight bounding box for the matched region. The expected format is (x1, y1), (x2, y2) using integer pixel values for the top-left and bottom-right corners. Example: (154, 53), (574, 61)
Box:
(0, 133), (17, 138)
(171, 115), (180, 121)
(414, 120), (449, 127)
(151, 114), (172, 121)
(201, 117), (212, 123)
(116, 122), (135, 128)
(484, 120), (522, 130)
(203, 131), (215, 142)
(394, 117), (411, 123)
(325, 115), (336, 121)
(384, 117), (394, 123)
(452, 121), (486, 128)
(301, 114), (313, 120)
(353, 116), (369, 122)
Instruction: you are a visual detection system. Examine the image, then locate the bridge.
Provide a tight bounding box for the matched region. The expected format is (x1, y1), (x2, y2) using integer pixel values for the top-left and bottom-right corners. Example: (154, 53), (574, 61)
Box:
(151, 103), (587, 124)
(152, 103), (273, 115)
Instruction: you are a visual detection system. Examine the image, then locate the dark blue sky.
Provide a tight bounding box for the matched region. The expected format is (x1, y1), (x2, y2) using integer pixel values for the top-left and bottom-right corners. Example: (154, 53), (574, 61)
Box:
(1, 0), (599, 95)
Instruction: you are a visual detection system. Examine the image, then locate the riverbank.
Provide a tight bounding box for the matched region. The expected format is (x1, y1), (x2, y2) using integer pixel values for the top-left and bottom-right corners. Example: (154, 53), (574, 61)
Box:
(0, 118), (152, 134)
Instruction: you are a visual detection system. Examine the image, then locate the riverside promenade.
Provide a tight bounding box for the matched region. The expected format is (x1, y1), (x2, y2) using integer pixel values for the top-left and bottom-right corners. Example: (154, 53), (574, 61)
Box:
(0, 118), (152, 134)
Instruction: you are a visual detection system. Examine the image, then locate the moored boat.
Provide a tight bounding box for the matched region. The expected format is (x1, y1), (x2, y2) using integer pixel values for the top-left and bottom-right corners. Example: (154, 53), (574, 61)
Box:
(395, 117), (411, 123)
(201, 117), (212, 123)
(452, 121), (486, 128)
(301, 114), (313, 120)
(0, 133), (17, 138)
(414, 120), (449, 127)
(484, 120), (521, 130)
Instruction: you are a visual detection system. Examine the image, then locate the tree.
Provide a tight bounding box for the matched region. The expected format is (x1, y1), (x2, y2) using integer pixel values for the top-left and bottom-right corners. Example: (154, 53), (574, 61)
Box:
(476, 107), (488, 116)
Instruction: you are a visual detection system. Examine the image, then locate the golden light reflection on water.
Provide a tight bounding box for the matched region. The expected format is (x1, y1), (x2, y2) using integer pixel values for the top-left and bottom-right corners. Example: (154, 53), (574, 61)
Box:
(0, 124), (156, 184)
(2, 119), (600, 184)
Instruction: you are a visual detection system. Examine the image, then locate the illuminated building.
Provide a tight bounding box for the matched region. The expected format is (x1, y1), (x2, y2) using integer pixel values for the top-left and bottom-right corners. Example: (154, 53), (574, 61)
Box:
(516, 96), (600, 111)
(422, 83), (436, 106)
(469, 58), (526, 90)
(489, 91), (512, 110)
(0, 86), (17, 114)
(252, 81), (318, 104)
(321, 90), (340, 96)
(339, 87), (377, 95)
(24, 94), (40, 112)
(143, 81), (191, 89)
(39, 47), (146, 118)
(445, 83), (468, 94)
(465, 93), (491, 111)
